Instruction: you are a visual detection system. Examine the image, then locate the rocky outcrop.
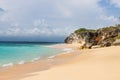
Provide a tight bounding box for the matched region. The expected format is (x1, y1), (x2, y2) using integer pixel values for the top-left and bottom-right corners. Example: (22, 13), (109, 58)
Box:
(65, 24), (120, 49)
(64, 33), (80, 43)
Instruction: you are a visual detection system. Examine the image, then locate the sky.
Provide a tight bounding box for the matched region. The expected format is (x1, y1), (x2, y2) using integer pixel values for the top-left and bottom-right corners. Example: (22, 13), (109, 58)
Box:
(0, 0), (120, 42)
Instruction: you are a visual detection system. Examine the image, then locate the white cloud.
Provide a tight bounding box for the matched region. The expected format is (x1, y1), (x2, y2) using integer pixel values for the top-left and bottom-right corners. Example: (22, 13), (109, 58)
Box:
(1, 27), (21, 36)
(0, 26), (78, 37)
(0, 0), (119, 41)
(55, 0), (103, 18)
(99, 15), (118, 22)
(109, 0), (120, 8)
(11, 23), (19, 27)
(33, 19), (48, 27)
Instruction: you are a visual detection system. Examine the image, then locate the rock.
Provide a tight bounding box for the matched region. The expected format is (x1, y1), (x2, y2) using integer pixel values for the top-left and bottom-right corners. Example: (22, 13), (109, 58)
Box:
(65, 24), (120, 49)
(100, 41), (111, 47)
(113, 39), (120, 46)
(64, 33), (79, 44)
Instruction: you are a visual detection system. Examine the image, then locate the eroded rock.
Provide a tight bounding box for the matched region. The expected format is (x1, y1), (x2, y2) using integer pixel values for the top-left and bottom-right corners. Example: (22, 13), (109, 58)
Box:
(65, 25), (120, 49)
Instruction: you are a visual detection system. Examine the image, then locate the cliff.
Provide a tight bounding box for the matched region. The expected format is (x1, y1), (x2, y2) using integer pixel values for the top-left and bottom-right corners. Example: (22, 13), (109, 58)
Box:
(65, 24), (120, 49)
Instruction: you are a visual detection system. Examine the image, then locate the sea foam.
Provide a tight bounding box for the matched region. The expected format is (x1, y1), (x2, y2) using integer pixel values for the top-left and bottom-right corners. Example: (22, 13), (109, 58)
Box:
(31, 57), (41, 62)
(18, 60), (25, 65)
(2, 63), (14, 67)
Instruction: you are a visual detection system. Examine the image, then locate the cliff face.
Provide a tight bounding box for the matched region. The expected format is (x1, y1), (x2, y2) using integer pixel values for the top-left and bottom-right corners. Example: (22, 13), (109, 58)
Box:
(65, 25), (120, 49)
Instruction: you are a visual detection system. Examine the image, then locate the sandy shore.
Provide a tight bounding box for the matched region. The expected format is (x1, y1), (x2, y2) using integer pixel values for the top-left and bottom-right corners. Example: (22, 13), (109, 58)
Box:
(0, 44), (120, 80)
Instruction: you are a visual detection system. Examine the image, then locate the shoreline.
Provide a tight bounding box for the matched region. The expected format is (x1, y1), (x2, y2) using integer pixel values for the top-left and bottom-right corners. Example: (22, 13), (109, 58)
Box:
(0, 43), (68, 68)
(0, 44), (120, 80)
(0, 43), (80, 80)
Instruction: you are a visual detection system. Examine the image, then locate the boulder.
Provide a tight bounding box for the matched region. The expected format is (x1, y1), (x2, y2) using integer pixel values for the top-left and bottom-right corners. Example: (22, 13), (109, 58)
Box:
(113, 39), (120, 46)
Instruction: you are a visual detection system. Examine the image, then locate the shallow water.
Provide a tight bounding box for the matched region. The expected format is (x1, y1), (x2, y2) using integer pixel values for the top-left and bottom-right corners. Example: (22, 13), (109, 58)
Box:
(0, 42), (62, 67)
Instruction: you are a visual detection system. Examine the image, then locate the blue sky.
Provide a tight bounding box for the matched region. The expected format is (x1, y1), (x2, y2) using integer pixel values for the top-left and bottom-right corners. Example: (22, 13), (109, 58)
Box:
(0, 0), (120, 42)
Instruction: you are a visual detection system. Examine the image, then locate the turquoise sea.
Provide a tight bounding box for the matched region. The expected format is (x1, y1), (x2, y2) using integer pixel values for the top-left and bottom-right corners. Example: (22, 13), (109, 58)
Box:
(0, 42), (63, 67)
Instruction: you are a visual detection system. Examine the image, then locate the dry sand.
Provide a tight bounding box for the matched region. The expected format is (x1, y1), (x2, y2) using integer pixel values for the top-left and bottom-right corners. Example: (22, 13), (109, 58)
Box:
(0, 44), (120, 80)
(21, 46), (120, 80)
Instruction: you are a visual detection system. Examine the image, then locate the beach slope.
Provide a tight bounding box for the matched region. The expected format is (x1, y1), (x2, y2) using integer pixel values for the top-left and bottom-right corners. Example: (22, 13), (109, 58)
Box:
(21, 46), (120, 80)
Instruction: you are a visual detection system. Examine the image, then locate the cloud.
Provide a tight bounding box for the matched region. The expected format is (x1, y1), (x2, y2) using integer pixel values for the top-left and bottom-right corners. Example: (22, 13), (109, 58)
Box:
(33, 19), (49, 27)
(54, 0), (103, 18)
(0, 0), (119, 41)
(0, 18), (79, 37)
(109, 0), (120, 8)
(0, 25), (78, 37)
(99, 15), (118, 22)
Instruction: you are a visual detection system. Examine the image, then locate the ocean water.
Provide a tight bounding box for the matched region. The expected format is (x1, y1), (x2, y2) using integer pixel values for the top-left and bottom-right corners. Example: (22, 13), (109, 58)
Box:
(0, 42), (63, 67)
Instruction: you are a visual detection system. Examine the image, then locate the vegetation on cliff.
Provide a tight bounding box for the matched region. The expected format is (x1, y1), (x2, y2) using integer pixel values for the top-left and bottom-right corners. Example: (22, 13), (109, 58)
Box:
(75, 28), (96, 34)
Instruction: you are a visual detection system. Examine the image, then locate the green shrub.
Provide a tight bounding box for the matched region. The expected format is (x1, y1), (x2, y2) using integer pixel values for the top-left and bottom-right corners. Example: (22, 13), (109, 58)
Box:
(102, 26), (115, 32)
(75, 28), (96, 34)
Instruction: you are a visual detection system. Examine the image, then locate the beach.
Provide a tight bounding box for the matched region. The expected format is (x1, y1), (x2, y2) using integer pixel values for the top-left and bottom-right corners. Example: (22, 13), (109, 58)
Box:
(0, 0), (120, 80)
(0, 44), (120, 80)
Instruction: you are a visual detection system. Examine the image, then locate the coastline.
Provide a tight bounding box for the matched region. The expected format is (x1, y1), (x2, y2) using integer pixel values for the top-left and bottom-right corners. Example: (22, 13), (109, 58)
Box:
(0, 43), (80, 80)
(0, 44), (120, 80)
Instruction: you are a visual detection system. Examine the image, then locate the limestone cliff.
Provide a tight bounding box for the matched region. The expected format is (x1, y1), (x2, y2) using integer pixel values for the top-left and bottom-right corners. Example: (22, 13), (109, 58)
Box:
(65, 24), (120, 49)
